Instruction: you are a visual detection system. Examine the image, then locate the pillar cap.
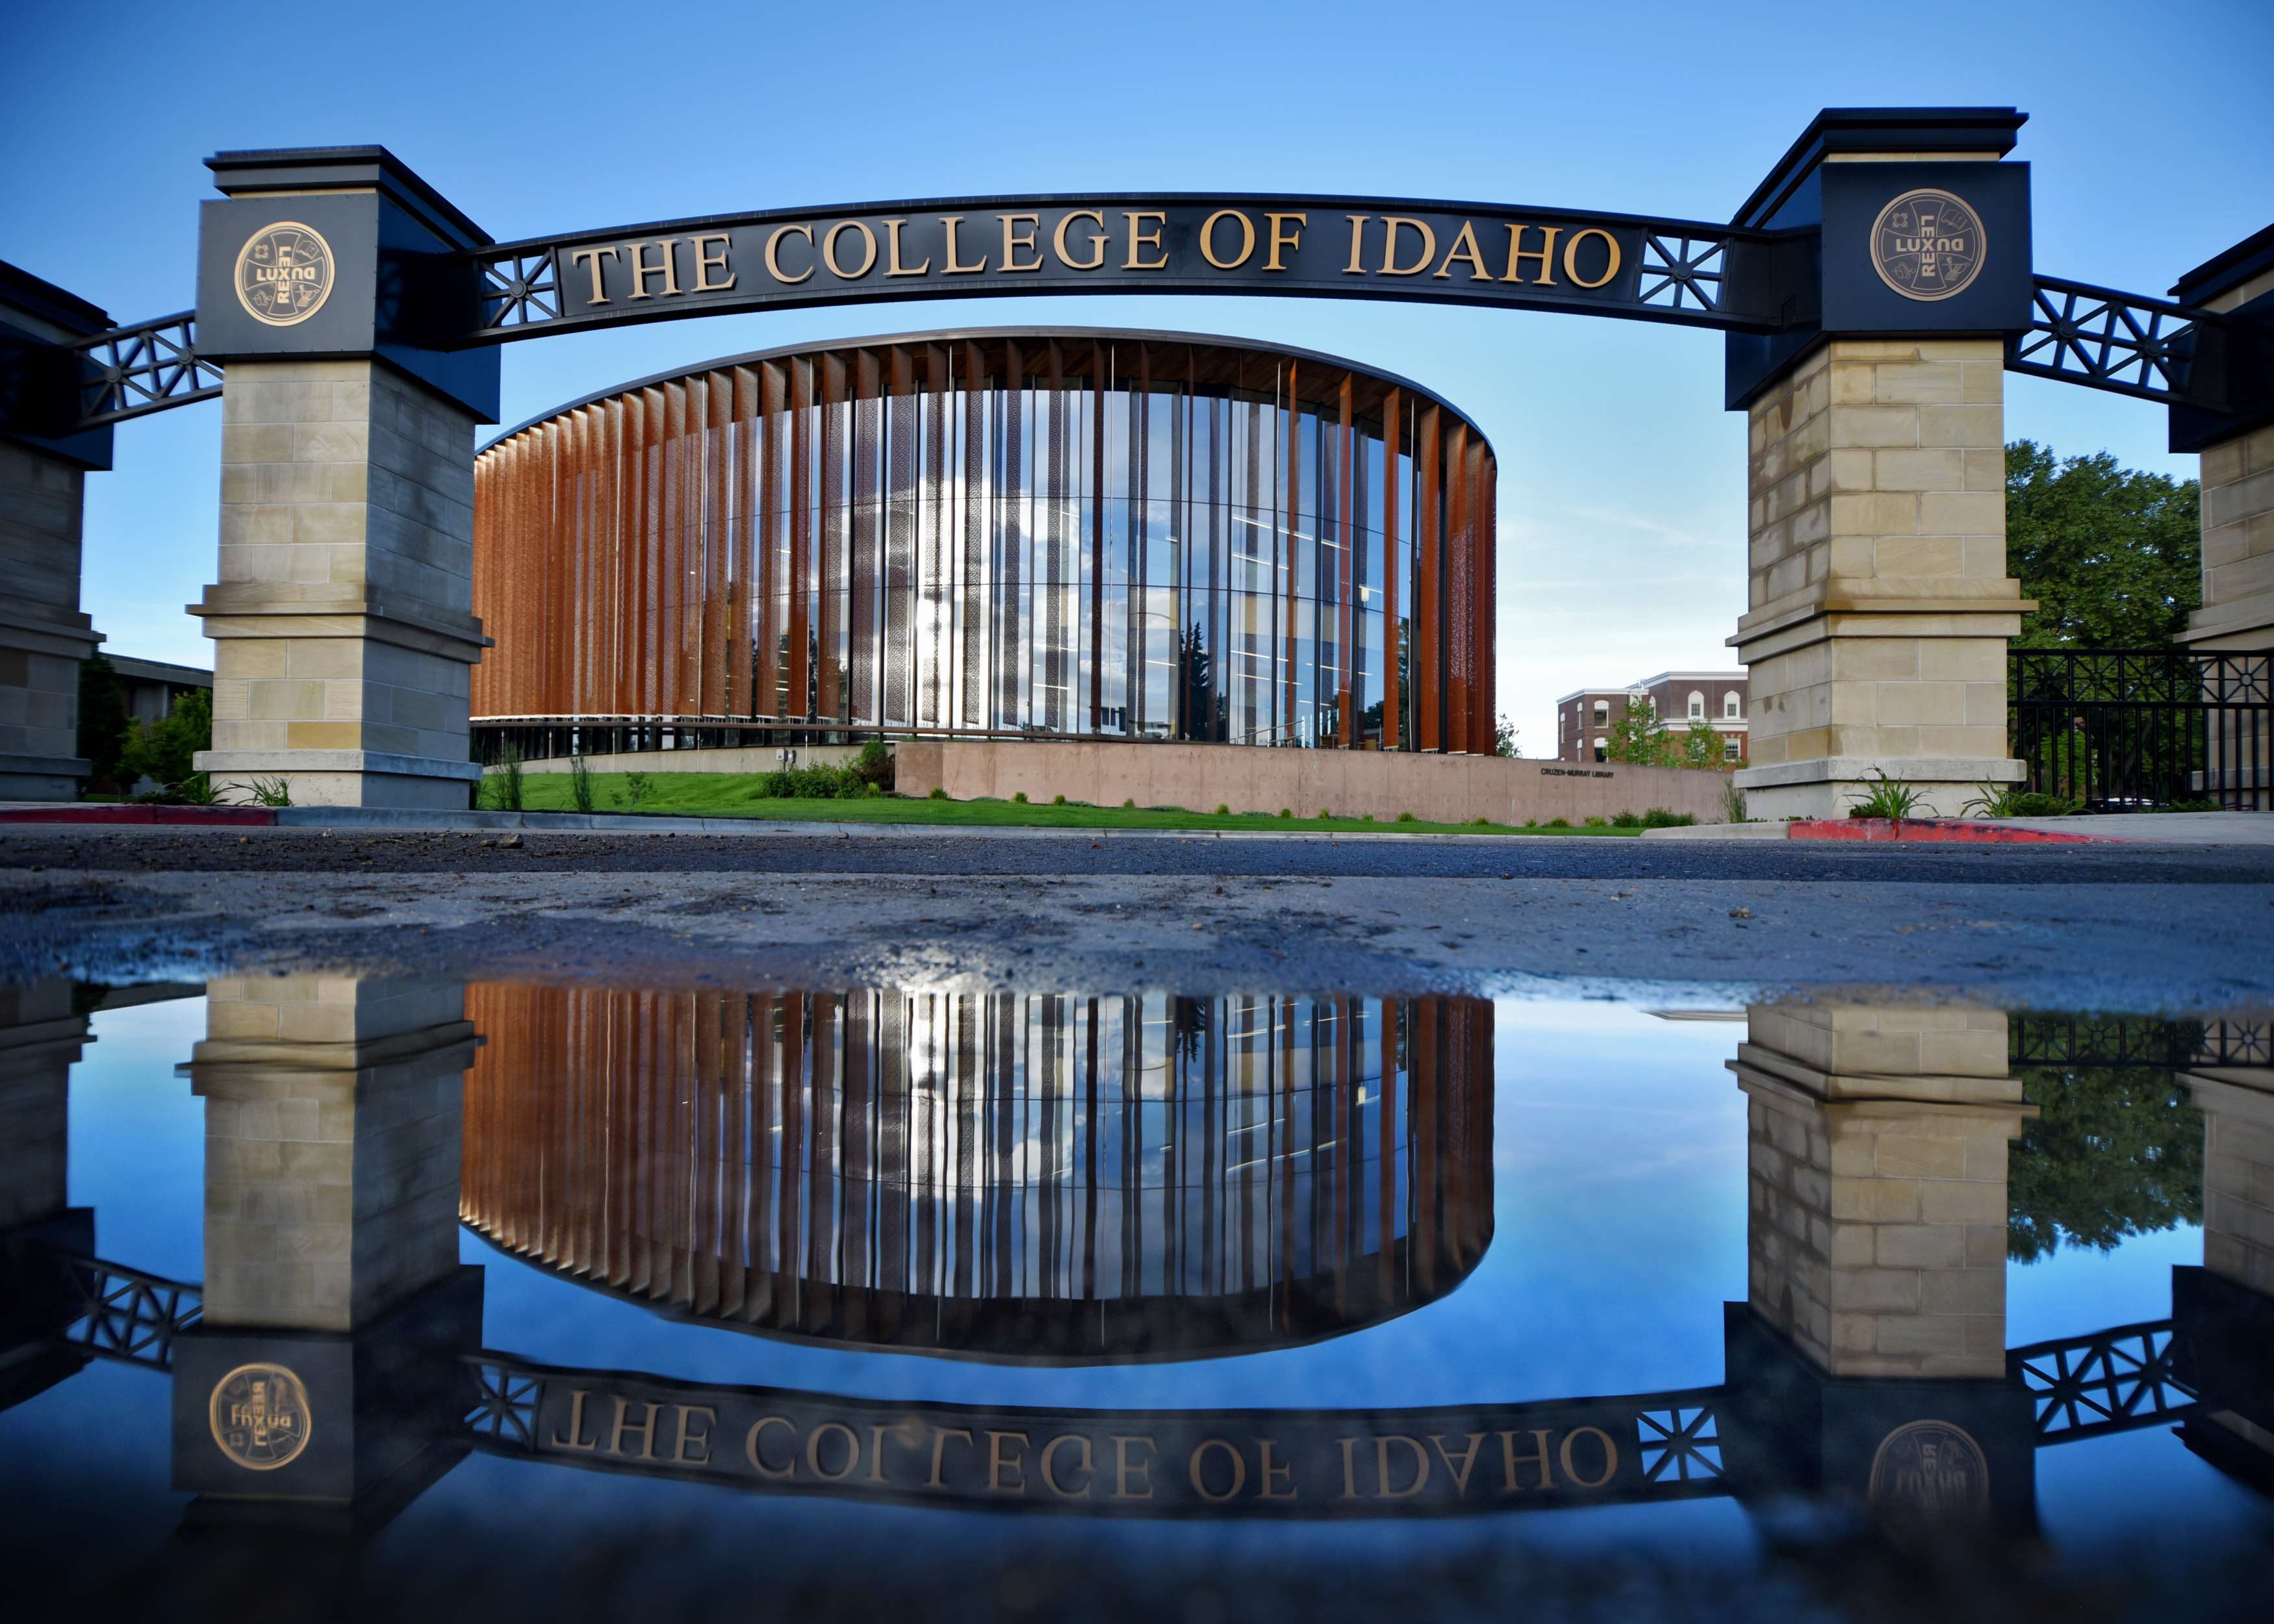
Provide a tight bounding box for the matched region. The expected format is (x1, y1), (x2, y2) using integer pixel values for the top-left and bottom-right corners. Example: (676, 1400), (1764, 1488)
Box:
(205, 146), (492, 252)
(2171, 222), (2274, 307)
(1733, 107), (2026, 229)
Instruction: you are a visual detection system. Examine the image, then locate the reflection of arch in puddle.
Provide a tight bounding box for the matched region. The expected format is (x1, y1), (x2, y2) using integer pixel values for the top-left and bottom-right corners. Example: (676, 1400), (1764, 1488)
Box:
(461, 987), (1493, 1362)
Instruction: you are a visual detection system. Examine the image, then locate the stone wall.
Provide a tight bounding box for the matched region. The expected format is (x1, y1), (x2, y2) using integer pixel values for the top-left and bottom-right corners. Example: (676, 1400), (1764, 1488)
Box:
(1733, 338), (2028, 818)
(895, 738), (1733, 825)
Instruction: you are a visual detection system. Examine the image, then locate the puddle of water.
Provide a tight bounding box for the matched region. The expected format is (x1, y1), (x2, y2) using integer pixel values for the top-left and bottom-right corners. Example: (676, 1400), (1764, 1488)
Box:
(3, 978), (2270, 1622)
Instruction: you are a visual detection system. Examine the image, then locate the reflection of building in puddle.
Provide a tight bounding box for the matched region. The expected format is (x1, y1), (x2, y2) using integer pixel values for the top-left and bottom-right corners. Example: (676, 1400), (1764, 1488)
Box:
(460, 988), (1494, 1360)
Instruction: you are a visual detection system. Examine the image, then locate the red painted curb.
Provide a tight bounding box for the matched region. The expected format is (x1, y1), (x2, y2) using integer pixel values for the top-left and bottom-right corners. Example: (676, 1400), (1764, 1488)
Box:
(1788, 817), (2099, 844)
(0, 805), (277, 827)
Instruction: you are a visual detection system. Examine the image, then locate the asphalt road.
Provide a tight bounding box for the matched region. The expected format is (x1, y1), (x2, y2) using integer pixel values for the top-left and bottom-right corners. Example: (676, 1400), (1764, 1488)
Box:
(6, 827), (2271, 1009)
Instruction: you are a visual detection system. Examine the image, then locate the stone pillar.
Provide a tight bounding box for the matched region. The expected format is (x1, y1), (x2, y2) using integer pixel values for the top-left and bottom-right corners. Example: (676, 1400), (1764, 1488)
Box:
(1732, 341), (2028, 819)
(1733, 1004), (2030, 1379)
(2184, 1047), (2274, 1299)
(0, 982), (92, 1412)
(1724, 111), (2037, 820)
(0, 262), (116, 802)
(192, 361), (487, 809)
(188, 148), (500, 811)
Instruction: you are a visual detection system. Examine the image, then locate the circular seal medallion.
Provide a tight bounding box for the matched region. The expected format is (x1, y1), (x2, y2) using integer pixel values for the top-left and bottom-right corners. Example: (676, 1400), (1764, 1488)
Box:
(208, 1362), (314, 1471)
(1867, 1418), (1989, 1529)
(234, 222), (335, 327)
(1869, 189), (1986, 303)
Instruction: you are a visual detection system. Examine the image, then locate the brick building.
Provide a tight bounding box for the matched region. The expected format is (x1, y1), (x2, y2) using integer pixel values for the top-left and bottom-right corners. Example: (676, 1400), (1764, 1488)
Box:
(1555, 671), (1749, 765)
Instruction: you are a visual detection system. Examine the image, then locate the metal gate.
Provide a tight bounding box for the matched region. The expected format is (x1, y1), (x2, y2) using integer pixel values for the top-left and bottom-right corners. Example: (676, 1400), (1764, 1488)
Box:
(2010, 648), (2272, 811)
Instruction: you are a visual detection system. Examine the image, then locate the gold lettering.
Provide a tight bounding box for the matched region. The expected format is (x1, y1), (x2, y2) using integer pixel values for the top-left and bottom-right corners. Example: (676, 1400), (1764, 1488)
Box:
(1429, 1432), (1485, 1494)
(745, 1415), (795, 1479)
(603, 1395), (660, 1459)
(626, 239), (680, 300)
(568, 247), (620, 306)
(927, 1426), (974, 1488)
(1040, 1434), (1093, 1498)
(882, 218), (930, 277)
(986, 1429), (1030, 1493)
(866, 1423), (895, 1483)
(999, 213), (1044, 273)
(1264, 212), (1307, 271)
(821, 221), (877, 280)
(1379, 218), (1437, 277)
(1123, 212), (1168, 271)
(1561, 227), (1622, 290)
(1111, 1434), (1156, 1499)
(941, 216), (988, 275)
(806, 1421), (861, 1481)
(1257, 1438), (1296, 1500)
(548, 1388), (599, 1451)
(1501, 223), (1561, 285)
(1499, 1428), (1555, 1492)
(690, 233), (735, 294)
(1189, 1438), (1247, 1502)
(1374, 1435), (1429, 1498)
(765, 225), (815, 285)
(1342, 215), (1370, 274)
(1433, 222), (1492, 281)
(670, 1404), (716, 1466)
(1053, 209), (1108, 272)
(1199, 209), (1257, 270)
(1338, 1436), (1362, 1497)
(1559, 1425), (1619, 1489)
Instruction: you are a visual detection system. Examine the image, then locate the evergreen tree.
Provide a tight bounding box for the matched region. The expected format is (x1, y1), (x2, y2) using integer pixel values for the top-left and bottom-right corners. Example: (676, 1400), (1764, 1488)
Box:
(75, 655), (133, 791)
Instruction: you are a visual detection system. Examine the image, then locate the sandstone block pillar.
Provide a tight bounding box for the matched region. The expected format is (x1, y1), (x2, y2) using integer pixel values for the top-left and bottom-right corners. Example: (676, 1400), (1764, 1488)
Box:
(189, 148), (500, 811)
(192, 360), (487, 809)
(0, 263), (116, 802)
(1733, 1004), (2030, 1379)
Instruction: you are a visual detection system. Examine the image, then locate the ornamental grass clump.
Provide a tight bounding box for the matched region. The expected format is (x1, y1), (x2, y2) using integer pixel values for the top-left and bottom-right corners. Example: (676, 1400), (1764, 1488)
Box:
(1846, 770), (1923, 820)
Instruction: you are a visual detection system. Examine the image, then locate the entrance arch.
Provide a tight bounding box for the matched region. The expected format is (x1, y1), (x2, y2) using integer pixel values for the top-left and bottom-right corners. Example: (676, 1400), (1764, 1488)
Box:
(1, 107), (2266, 809)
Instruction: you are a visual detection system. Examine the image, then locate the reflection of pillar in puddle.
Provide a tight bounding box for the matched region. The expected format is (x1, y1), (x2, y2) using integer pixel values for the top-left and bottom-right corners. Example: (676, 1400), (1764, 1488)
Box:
(172, 976), (482, 1529)
(2174, 1027), (2274, 1487)
(0, 982), (92, 1409)
(1721, 1004), (2039, 1543)
(1735, 1006), (2028, 1378)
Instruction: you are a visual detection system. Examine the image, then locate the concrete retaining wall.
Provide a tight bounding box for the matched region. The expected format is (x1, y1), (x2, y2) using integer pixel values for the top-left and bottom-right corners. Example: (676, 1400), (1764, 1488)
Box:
(518, 743), (866, 776)
(895, 739), (1731, 825)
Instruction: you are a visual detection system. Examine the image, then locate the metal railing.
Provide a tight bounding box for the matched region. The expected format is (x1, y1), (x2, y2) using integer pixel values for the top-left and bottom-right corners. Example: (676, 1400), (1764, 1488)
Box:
(2010, 648), (2272, 811)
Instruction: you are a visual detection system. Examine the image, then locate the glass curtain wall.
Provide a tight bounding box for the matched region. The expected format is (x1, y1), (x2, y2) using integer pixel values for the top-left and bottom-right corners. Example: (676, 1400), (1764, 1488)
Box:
(460, 984), (1495, 1360)
(473, 334), (1497, 753)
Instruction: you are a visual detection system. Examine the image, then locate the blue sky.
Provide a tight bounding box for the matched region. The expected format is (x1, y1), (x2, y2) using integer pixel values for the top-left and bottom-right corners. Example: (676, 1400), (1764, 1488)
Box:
(4, 0), (2267, 750)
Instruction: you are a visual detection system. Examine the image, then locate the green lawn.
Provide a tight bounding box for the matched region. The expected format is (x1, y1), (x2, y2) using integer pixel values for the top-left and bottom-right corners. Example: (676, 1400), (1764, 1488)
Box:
(496, 770), (1647, 835)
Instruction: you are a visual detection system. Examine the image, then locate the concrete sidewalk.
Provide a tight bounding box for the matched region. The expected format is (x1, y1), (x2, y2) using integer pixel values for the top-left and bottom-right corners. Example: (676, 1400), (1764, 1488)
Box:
(1644, 811), (2274, 844)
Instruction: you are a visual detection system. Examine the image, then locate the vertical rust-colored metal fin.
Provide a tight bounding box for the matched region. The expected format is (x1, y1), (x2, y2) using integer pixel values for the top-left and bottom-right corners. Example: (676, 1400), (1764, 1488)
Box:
(788, 355), (812, 718)
(1445, 418), (1470, 755)
(961, 339), (987, 730)
(1417, 403), (1442, 752)
(703, 370), (730, 719)
(729, 367), (758, 718)
(818, 351), (845, 722)
(1381, 388), (1402, 751)
(1476, 441), (1496, 755)
(1283, 360), (1300, 742)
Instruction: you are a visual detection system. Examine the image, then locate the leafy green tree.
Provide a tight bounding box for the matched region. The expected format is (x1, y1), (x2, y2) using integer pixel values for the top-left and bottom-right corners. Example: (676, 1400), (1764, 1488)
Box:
(75, 655), (133, 791)
(2007, 441), (2200, 650)
(1605, 696), (1677, 767)
(122, 687), (212, 792)
(2008, 1063), (2203, 1262)
(1494, 715), (1518, 757)
(1681, 718), (1726, 770)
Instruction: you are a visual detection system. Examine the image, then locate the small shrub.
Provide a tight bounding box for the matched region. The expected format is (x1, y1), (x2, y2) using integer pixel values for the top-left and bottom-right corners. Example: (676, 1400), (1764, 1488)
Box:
(2156, 796), (2222, 813)
(1584, 815), (1609, 828)
(1013, 791), (1028, 804)
(620, 770), (654, 812)
(171, 772), (222, 806)
(1053, 793), (1067, 806)
(568, 754), (596, 813)
(1546, 817), (1570, 829)
(1470, 816), (1491, 828)
(1720, 776), (1748, 824)
(1395, 810), (1416, 824)
(1611, 810), (1644, 828)
(1214, 803), (1230, 815)
(1122, 798), (1136, 809)
(1846, 770), (1922, 820)
(1318, 808), (1331, 820)
(1362, 813), (1375, 822)
(1963, 784), (2080, 818)
(928, 785), (948, 800)
(244, 775), (293, 809)
(849, 739), (895, 793)
(1641, 807), (1695, 829)
(483, 742), (526, 812)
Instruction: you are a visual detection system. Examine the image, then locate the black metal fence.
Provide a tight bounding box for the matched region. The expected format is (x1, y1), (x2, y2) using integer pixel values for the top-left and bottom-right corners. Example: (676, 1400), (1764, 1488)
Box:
(2009, 648), (2271, 811)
